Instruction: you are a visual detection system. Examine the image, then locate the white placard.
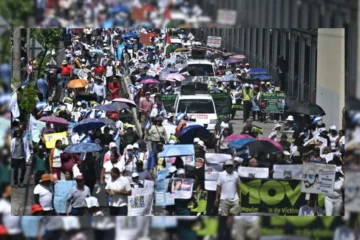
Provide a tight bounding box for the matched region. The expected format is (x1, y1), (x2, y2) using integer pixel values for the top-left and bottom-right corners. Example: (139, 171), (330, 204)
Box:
(238, 167), (269, 179)
(273, 165), (303, 180)
(206, 36), (222, 48)
(301, 163), (336, 194)
(128, 187), (154, 216)
(344, 171), (360, 213)
(171, 178), (194, 199)
(204, 153), (231, 191)
(216, 9), (237, 26)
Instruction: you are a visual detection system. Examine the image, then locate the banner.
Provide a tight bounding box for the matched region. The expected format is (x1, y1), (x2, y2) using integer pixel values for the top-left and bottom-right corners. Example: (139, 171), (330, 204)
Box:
(260, 93), (286, 113)
(238, 166), (269, 178)
(206, 36), (222, 48)
(278, 130), (295, 143)
(189, 191), (207, 213)
(301, 163), (336, 194)
(151, 217), (177, 228)
(211, 93), (232, 118)
(273, 165), (303, 180)
(160, 94), (177, 112)
(240, 178), (325, 216)
(131, 7), (147, 22)
(345, 171), (360, 212)
(29, 114), (46, 143)
(172, 178), (194, 199)
(165, 156), (195, 169)
(216, 10), (237, 26)
(155, 170), (174, 206)
(21, 216), (45, 238)
(260, 216), (344, 240)
(54, 180), (76, 213)
(128, 187), (154, 216)
(44, 131), (69, 149)
(204, 153), (231, 191)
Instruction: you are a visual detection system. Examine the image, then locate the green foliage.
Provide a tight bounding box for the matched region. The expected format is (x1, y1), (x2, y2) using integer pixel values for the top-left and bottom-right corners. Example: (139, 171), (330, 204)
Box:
(17, 85), (37, 120)
(0, 1), (33, 27)
(30, 29), (63, 50)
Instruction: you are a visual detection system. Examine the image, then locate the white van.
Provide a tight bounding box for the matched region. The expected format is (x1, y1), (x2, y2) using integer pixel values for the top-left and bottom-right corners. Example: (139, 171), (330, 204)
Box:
(174, 94), (218, 132)
(180, 59), (216, 77)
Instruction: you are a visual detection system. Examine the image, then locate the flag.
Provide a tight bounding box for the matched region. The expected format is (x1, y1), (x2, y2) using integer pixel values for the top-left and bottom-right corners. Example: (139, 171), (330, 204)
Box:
(144, 119), (151, 130)
(10, 92), (20, 120)
(235, 146), (250, 159)
(176, 108), (187, 122)
(36, 101), (47, 111)
(20, 79), (30, 89)
(113, 129), (120, 141)
(187, 32), (195, 41)
(165, 32), (173, 56)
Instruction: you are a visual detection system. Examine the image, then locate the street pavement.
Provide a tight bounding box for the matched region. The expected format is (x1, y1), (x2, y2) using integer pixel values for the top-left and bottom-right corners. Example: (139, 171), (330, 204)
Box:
(11, 110), (278, 216)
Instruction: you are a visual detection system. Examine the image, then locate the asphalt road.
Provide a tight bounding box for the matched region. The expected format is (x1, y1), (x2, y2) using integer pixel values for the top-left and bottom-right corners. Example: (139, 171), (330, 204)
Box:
(11, 110), (278, 216)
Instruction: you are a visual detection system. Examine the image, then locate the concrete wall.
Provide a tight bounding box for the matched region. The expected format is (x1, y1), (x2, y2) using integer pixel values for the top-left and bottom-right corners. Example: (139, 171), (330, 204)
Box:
(316, 29), (345, 129)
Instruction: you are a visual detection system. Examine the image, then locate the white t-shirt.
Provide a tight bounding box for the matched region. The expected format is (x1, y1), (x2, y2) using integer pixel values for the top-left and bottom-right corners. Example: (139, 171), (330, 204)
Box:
(33, 184), (54, 211)
(106, 65), (114, 77)
(116, 120), (124, 131)
(72, 133), (80, 144)
(62, 216), (81, 231)
(53, 148), (63, 168)
(234, 216), (259, 222)
(298, 205), (324, 216)
(103, 161), (124, 184)
(326, 177), (344, 199)
(115, 217), (147, 240)
(120, 155), (137, 175)
(0, 199), (22, 235)
(216, 170), (240, 201)
(333, 226), (360, 240)
(105, 176), (131, 207)
(92, 217), (116, 230)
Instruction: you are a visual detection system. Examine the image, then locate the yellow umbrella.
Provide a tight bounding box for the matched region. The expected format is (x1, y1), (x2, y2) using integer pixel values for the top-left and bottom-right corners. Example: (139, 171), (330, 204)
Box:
(175, 48), (189, 53)
(67, 79), (88, 89)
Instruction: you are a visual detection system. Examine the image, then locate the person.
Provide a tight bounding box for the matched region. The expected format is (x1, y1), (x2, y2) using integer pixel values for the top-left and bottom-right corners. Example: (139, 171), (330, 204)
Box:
(268, 123), (282, 140)
(85, 196), (104, 216)
(48, 140), (63, 181)
(194, 158), (205, 191)
(242, 119), (253, 135)
(215, 115), (234, 137)
(130, 172), (144, 188)
(135, 160), (152, 181)
(101, 152), (123, 186)
(102, 126), (114, 147)
(248, 158), (258, 167)
(139, 91), (153, 122)
(109, 77), (121, 99)
(61, 60), (72, 89)
(308, 147), (327, 164)
(66, 175), (91, 216)
(37, 216), (64, 240)
(11, 129), (30, 188)
(298, 194), (324, 216)
(215, 160), (240, 216)
(325, 170), (344, 216)
(33, 174), (54, 215)
(105, 167), (132, 216)
(279, 134), (291, 152)
(31, 144), (49, 185)
(120, 145), (137, 176)
(93, 77), (106, 103)
(148, 117), (167, 158)
(137, 140), (155, 174)
(284, 115), (297, 131)
(328, 125), (339, 152)
(164, 113), (176, 125)
(78, 152), (97, 195)
(241, 83), (253, 122)
(36, 74), (49, 100)
(150, 101), (167, 119)
(120, 126), (139, 154)
(175, 120), (187, 136)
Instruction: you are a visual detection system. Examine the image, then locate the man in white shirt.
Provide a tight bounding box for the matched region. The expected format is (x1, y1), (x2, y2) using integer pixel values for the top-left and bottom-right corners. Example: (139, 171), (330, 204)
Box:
(298, 194), (324, 216)
(215, 160), (240, 216)
(33, 174), (54, 215)
(234, 216), (260, 240)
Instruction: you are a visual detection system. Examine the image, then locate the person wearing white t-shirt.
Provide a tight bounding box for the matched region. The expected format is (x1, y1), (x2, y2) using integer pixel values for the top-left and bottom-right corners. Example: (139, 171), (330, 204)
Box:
(215, 160), (240, 216)
(115, 217), (149, 240)
(298, 194), (324, 216)
(33, 174), (54, 215)
(234, 216), (260, 240)
(325, 171), (344, 216)
(100, 152), (124, 185)
(105, 167), (132, 216)
(92, 216), (116, 240)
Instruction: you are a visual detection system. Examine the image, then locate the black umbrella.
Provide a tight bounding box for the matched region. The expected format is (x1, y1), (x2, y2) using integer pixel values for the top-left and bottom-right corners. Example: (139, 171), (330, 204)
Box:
(244, 140), (280, 155)
(286, 102), (326, 116)
(98, 118), (116, 127)
(75, 93), (97, 101)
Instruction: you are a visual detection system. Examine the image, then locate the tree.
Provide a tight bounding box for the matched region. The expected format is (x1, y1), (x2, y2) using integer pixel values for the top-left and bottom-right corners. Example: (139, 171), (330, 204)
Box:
(0, 1), (33, 27)
(17, 86), (38, 121)
(31, 29), (63, 79)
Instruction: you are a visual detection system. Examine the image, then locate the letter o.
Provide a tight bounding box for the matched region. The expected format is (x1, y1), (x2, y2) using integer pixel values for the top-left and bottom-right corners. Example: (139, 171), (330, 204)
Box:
(260, 180), (284, 205)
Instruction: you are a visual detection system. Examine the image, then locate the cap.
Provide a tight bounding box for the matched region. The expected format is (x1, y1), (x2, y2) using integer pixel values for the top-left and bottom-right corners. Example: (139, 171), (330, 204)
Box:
(286, 115), (294, 121)
(169, 166), (177, 173)
(273, 123), (282, 130)
(177, 168), (185, 175)
(126, 144), (134, 150)
(85, 196), (100, 208)
(330, 125), (337, 130)
(283, 151), (291, 156)
(196, 158), (205, 162)
(244, 83), (250, 87)
(167, 113), (174, 118)
(194, 138), (200, 143)
(77, 102), (81, 106)
(233, 157), (243, 163)
(31, 204), (43, 214)
(40, 174), (53, 182)
(133, 143), (139, 149)
(224, 160), (233, 166)
(109, 142), (116, 148)
(266, 82), (271, 85)
(293, 151), (301, 157)
(132, 172), (139, 178)
(198, 140), (205, 147)
(62, 60), (68, 64)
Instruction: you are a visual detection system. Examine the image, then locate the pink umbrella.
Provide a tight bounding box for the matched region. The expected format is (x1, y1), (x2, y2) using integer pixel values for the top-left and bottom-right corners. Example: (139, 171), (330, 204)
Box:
(140, 79), (160, 85)
(166, 73), (186, 81)
(112, 98), (136, 107)
(39, 116), (69, 126)
(224, 134), (253, 143)
(257, 137), (284, 152)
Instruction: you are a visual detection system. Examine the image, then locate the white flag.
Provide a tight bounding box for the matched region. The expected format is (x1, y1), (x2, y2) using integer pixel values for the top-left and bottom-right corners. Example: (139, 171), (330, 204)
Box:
(10, 92), (20, 120)
(140, 28), (148, 34)
(187, 32), (195, 41)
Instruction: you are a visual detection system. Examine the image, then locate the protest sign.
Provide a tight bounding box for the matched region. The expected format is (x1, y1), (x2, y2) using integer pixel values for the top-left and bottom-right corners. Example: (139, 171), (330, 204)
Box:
(260, 93), (286, 113)
(206, 36), (222, 48)
(151, 217), (177, 228)
(301, 163), (336, 194)
(278, 131), (295, 143)
(128, 187), (154, 216)
(238, 166), (269, 178)
(172, 178), (194, 199)
(211, 93), (232, 119)
(216, 10), (237, 26)
(204, 153), (231, 191)
(240, 178), (325, 216)
(54, 180), (76, 213)
(131, 7), (147, 22)
(155, 170), (175, 206)
(189, 191), (208, 213)
(344, 171), (360, 212)
(140, 32), (152, 46)
(160, 94), (177, 112)
(29, 114), (46, 143)
(273, 165), (303, 180)
(21, 216), (45, 238)
(44, 131), (69, 149)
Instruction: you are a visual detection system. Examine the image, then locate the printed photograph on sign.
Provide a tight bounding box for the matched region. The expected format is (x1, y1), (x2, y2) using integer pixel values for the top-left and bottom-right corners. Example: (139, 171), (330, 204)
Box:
(301, 163), (336, 194)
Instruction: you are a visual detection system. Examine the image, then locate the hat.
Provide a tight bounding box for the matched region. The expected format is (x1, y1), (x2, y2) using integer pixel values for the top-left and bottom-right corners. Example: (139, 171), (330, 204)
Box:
(286, 115), (294, 121)
(31, 204), (43, 214)
(133, 143), (139, 149)
(139, 140), (147, 148)
(330, 125), (337, 130)
(236, 68), (240, 71)
(40, 174), (53, 182)
(224, 160), (233, 166)
(109, 142), (116, 148)
(261, 81), (265, 85)
(317, 121), (324, 126)
(198, 140), (205, 147)
(145, 91), (151, 95)
(233, 157), (243, 163)
(126, 144), (134, 150)
(281, 134), (288, 139)
(266, 82), (271, 85)
(62, 60), (68, 64)
(244, 83), (250, 87)
(169, 166), (177, 173)
(132, 172), (139, 178)
(81, 100), (86, 104)
(194, 138), (200, 143)
(273, 123), (282, 130)
(85, 196), (100, 208)
(283, 151), (291, 156)
(293, 151), (301, 157)
(167, 113), (174, 118)
(177, 168), (185, 175)
(196, 158), (205, 162)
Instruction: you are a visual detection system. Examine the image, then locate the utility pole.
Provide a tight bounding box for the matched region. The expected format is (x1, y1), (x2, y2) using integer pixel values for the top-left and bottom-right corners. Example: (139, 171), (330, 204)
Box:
(26, 28), (30, 61)
(12, 28), (21, 82)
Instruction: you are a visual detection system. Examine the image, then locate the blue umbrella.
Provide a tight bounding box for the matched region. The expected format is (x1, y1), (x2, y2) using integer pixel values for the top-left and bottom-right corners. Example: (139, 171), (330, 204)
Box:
(122, 32), (138, 39)
(90, 49), (104, 55)
(251, 74), (273, 81)
(228, 138), (255, 149)
(109, 5), (130, 14)
(248, 68), (268, 75)
(178, 125), (210, 144)
(93, 104), (118, 112)
(73, 118), (105, 133)
(221, 75), (239, 82)
(223, 58), (242, 64)
(64, 143), (102, 153)
(159, 144), (195, 157)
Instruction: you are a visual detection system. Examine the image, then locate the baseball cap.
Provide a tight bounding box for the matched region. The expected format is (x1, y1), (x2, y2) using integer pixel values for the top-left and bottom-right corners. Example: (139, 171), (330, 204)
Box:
(224, 160), (233, 166)
(31, 204), (43, 215)
(126, 144), (134, 150)
(177, 168), (185, 175)
(194, 138), (200, 143)
(233, 157), (243, 163)
(133, 143), (139, 149)
(169, 166), (177, 173)
(132, 172), (139, 178)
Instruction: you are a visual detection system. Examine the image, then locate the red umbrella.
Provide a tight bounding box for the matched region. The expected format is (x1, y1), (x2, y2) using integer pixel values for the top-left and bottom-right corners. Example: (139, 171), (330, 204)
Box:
(257, 137), (284, 152)
(224, 134), (253, 143)
(39, 116), (69, 126)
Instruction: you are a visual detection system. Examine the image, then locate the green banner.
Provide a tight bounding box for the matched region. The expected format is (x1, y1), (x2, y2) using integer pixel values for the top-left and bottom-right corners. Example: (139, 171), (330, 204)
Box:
(260, 93), (286, 113)
(189, 191), (208, 213)
(211, 93), (232, 118)
(232, 98), (244, 111)
(160, 94), (177, 113)
(240, 179), (325, 216)
(260, 216), (345, 240)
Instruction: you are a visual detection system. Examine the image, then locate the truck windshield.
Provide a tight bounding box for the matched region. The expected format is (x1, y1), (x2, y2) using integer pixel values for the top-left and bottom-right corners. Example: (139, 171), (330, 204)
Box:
(178, 99), (215, 114)
(180, 64), (214, 76)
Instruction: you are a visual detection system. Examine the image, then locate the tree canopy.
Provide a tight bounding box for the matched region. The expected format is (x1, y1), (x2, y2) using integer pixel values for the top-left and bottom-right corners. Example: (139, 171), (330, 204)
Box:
(31, 29), (63, 50)
(0, 1), (33, 27)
